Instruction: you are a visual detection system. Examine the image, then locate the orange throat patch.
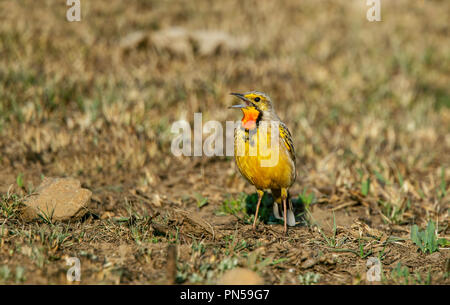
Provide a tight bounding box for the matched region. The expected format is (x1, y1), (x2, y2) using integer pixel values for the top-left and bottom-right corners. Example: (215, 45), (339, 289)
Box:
(241, 107), (260, 130)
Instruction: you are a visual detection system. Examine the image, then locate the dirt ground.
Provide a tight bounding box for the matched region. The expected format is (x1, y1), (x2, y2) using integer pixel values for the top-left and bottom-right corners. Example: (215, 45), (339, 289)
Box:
(0, 0), (449, 284)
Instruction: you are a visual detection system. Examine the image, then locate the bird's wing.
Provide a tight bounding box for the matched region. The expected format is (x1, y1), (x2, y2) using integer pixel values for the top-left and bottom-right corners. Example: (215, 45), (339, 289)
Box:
(279, 121), (296, 162)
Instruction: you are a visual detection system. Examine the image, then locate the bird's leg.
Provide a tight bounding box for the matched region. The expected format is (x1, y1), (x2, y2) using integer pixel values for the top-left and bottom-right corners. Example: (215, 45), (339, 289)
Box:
(282, 189), (288, 234)
(253, 190), (264, 230)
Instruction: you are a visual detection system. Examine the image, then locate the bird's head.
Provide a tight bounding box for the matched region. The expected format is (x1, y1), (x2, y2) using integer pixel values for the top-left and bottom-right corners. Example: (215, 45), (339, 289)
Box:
(229, 91), (273, 129)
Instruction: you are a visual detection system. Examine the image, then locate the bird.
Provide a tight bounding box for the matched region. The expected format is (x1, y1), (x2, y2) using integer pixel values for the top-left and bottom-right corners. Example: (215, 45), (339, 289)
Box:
(229, 91), (296, 233)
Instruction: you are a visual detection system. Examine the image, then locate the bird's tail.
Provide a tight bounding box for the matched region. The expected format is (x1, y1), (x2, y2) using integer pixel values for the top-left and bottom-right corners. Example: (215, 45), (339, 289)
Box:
(272, 190), (296, 226)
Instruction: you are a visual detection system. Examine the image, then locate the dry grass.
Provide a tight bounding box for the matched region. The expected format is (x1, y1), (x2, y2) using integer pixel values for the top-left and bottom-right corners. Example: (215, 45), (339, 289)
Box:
(0, 0), (448, 284)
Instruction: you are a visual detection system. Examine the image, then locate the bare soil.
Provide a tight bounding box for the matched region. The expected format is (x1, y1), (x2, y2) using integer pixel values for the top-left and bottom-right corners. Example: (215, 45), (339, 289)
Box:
(0, 0), (448, 284)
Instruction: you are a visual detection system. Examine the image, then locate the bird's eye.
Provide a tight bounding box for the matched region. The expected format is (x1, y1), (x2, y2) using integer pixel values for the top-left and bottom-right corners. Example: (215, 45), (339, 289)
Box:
(254, 97), (260, 102)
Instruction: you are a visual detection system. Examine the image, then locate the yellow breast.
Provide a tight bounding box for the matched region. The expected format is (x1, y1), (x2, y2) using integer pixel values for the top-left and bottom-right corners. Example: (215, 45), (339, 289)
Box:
(234, 124), (295, 190)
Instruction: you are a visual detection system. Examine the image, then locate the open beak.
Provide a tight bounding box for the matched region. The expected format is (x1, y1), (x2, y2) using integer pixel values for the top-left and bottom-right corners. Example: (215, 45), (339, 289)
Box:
(229, 92), (251, 109)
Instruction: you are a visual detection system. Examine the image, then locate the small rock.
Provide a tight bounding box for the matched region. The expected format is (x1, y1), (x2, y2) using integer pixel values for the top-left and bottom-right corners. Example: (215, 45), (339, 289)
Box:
(190, 30), (249, 56)
(218, 268), (264, 285)
(119, 31), (149, 53)
(101, 211), (115, 220)
(148, 27), (250, 58)
(428, 252), (441, 263)
(150, 27), (192, 58)
(21, 245), (32, 257)
(22, 177), (91, 222)
(151, 194), (162, 207)
(301, 257), (318, 269)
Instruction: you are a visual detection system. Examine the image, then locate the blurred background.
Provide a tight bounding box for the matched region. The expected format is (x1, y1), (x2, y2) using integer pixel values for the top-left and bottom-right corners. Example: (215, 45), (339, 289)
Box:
(0, 0), (448, 284)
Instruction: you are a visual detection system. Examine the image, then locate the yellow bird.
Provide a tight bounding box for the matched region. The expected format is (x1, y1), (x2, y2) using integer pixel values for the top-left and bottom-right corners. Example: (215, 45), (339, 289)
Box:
(230, 91), (296, 233)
